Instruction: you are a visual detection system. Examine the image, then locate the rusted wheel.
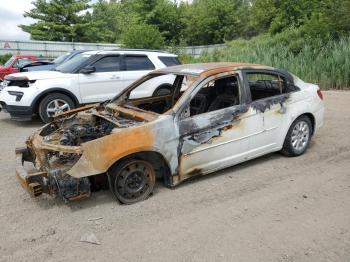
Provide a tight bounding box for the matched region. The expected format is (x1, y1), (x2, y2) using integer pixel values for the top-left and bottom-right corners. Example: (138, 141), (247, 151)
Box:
(109, 159), (156, 204)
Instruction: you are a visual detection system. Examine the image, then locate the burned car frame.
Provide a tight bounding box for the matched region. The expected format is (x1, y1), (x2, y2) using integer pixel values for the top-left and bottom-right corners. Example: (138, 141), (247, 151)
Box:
(16, 63), (325, 204)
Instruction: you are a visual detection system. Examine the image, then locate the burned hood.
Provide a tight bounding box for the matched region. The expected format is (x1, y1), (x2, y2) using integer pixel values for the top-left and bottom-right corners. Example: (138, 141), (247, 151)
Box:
(40, 104), (159, 147)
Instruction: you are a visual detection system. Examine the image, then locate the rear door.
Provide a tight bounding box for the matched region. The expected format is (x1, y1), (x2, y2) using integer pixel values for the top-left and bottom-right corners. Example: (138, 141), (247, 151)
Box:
(243, 70), (294, 156)
(78, 55), (124, 103)
(121, 55), (156, 88)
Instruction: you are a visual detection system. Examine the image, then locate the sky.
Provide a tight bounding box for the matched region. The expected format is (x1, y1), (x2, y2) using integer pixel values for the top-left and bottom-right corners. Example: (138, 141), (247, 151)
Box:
(0, 0), (35, 40)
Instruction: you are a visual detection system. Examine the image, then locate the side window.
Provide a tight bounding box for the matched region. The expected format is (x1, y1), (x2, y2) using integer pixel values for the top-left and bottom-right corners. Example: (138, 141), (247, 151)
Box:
(187, 75), (240, 117)
(158, 56), (181, 67)
(92, 56), (120, 72)
(247, 72), (287, 101)
(125, 55), (155, 71)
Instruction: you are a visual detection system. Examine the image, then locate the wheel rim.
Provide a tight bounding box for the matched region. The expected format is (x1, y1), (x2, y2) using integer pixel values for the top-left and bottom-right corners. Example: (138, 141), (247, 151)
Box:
(46, 99), (71, 117)
(114, 160), (155, 202)
(291, 120), (310, 152)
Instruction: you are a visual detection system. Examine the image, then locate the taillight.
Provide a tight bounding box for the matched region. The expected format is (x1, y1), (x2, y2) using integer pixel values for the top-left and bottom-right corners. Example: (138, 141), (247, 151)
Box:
(317, 89), (323, 100)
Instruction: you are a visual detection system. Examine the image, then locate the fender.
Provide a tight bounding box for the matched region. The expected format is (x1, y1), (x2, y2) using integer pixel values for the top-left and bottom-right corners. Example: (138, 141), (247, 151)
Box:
(31, 87), (80, 109)
(280, 112), (316, 146)
(67, 125), (162, 178)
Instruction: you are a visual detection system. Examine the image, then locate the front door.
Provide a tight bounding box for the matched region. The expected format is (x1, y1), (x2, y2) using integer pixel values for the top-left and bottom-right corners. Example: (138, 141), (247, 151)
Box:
(78, 55), (124, 103)
(176, 73), (264, 182)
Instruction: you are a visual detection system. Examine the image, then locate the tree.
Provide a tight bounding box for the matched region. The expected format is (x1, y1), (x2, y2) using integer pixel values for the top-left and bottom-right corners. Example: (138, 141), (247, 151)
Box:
(146, 0), (184, 44)
(181, 0), (248, 45)
(19, 0), (90, 42)
(120, 23), (165, 49)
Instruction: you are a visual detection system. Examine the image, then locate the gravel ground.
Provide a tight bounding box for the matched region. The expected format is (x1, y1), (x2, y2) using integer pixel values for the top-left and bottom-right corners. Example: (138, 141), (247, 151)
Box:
(0, 91), (349, 262)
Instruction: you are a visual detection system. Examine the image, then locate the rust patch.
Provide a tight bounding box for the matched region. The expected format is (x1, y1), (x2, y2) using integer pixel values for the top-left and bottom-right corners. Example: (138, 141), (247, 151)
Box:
(178, 166), (203, 182)
(106, 104), (158, 122)
(68, 125), (156, 178)
(33, 134), (82, 154)
(154, 62), (273, 78)
(53, 104), (99, 121)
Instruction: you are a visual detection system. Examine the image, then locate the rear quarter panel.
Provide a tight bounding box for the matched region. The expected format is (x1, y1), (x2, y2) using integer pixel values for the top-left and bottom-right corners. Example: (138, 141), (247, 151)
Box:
(277, 78), (324, 147)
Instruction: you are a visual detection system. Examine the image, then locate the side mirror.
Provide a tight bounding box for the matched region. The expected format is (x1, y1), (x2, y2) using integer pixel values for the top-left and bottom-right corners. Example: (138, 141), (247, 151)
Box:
(80, 66), (96, 74)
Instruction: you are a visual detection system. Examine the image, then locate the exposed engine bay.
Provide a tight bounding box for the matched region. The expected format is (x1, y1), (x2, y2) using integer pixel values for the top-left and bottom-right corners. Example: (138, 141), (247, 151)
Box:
(59, 122), (115, 146)
(19, 105), (153, 201)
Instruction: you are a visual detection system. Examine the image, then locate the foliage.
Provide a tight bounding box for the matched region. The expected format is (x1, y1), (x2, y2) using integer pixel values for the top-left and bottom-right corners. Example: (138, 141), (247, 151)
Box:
(0, 54), (12, 65)
(180, 0), (247, 45)
(19, 0), (350, 88)
(120, 23), (165, 49)
(183, 30), (350, 89)
(21, 0), (350, 46)
(19, 0), (91, 42)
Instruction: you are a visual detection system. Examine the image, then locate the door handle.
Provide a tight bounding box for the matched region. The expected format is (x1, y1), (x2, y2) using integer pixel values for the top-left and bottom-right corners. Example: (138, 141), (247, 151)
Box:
(110, 75), (120, 80)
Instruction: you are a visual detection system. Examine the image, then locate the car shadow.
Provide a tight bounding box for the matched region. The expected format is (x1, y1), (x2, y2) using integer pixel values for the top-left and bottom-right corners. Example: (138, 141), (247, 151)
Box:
(32, 189), (116, 211)
(0, 113), (43, 128)
(30, 152), (286, 210)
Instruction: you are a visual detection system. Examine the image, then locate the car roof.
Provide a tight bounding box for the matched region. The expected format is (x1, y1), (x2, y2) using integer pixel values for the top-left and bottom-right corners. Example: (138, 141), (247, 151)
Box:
(82, 49), (177, 56)
(153, 62), (276, 77)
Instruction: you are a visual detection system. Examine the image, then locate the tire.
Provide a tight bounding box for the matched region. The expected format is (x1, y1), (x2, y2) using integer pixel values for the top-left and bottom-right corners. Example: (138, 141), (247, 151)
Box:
(281, 115), (312, 156)
(108, 158), (156, 204)
(38, 93), (75, 123)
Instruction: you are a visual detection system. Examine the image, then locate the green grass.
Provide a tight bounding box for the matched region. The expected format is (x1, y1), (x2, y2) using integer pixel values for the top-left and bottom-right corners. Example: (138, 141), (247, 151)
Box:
(180, 33), (350, 90)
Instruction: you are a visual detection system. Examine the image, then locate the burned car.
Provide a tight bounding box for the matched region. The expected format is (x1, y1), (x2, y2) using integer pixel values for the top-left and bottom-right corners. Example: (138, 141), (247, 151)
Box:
(16, 63), (325, 204)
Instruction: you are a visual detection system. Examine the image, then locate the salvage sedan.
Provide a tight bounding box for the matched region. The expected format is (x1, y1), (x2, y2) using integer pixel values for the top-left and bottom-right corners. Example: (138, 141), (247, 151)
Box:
(16, 63), (324, 204)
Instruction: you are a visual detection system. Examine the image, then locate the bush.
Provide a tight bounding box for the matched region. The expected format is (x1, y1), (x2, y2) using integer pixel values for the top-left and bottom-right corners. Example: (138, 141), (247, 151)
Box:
(186, 29), (350, 89)
(0, 54), (13, 65)
(120, 23), (165, 50)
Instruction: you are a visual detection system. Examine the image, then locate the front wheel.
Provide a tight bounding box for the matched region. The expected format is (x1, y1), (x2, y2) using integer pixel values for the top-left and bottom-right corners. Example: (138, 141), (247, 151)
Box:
(281, 116), (312, 156)
(108, 159), (156, 204)
(38, 93), (75, 123)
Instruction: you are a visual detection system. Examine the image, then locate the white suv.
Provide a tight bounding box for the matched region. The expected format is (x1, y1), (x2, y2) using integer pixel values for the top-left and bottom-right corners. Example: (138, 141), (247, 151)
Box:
(0, 50), (180, 122)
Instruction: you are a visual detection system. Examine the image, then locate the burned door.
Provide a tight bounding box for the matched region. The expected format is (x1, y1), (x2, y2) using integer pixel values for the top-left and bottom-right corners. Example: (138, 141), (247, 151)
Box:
(176, 73), (261, 181)
(244, 70), (294, 156)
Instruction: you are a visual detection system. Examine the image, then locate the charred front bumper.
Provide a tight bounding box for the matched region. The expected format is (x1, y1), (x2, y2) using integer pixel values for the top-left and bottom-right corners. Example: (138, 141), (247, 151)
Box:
(15, 145), (91, 201)
(15, 147), (47, 197)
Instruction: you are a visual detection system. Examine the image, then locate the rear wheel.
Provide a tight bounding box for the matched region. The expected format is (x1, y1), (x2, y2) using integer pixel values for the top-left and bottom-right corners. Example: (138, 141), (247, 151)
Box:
(281, 116), (312, 156)
(109, 159), (156, 204)
(38, 93), (75, 123)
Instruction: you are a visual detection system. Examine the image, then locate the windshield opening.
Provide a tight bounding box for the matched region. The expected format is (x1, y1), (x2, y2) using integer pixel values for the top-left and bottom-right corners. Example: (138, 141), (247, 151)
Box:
(55, 53), (91, 73)
(109, 73), (199, 115)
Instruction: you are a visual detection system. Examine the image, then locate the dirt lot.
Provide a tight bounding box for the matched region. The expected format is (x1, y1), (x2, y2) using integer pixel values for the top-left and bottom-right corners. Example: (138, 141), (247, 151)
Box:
(0, 90), (349, 262)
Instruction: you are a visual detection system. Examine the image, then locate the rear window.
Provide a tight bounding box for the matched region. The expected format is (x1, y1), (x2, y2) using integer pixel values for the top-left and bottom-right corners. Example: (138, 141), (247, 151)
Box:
(124, 55), (155, 71)
(158, 56), (181, 67)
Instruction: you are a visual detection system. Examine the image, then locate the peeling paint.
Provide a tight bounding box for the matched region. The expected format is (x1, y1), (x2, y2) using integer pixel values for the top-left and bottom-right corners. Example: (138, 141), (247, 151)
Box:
(251, 94), (290, 113)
